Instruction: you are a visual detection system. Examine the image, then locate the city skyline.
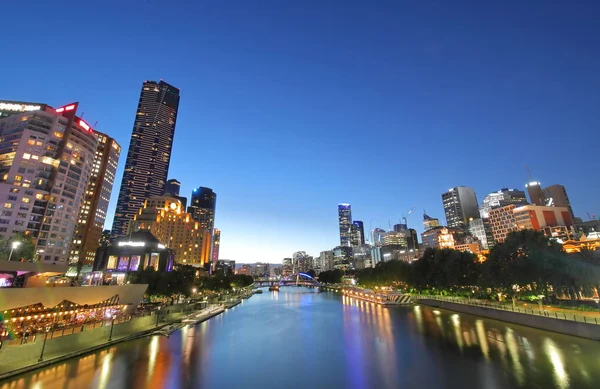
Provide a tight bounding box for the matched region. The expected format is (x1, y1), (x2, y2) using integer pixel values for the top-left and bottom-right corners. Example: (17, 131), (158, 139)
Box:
(2, 2), (599, 263)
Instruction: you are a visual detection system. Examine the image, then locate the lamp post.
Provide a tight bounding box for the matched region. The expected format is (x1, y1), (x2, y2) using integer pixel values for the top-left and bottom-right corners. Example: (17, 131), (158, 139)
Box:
(108, 314), (115, 341)
(8, 241), (21, 261)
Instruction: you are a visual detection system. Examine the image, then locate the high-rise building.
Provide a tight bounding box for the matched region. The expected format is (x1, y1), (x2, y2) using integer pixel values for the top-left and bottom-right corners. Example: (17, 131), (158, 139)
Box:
(0, 102), (98, 262)
(420, 226), (464, 249)
(423, 213), (440, 231)
(480, 188), (528, 218)
(70, 131), (121, 266)
(215, 259), (235, 276)
(112, 80), (180, 239)
(188, 187), (216, 231)
(254, 262), (270, 277)
(488, 204), (518, 244)
(352, 220), (365, 246)
(371, 228), (386, 246)
(164, 178), (187, 209)
(319, 250), (334, 272)
(129, 195), (207, 266)
(282, 258), (293, 276)
(0, 100), (46, 120)
(543, 184), (575, 219)
(293, 251), (312, 273)
(212, 228), (221, 262)
(525, 181), (545, 206)
(442, 187), (479, 230)
(338, 203), (352, 247)
(333, 246), (351, 271)
(467, 218), (494, 249)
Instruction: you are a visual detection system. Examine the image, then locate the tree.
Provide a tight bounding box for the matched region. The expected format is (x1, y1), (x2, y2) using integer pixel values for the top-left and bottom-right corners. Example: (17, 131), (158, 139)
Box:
(0, 233), (35, 261)
(318, 269), (344, 284)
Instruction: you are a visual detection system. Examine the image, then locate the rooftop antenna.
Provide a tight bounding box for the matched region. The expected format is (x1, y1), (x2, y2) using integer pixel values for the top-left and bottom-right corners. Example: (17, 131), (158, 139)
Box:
(526, 165), (532, 180)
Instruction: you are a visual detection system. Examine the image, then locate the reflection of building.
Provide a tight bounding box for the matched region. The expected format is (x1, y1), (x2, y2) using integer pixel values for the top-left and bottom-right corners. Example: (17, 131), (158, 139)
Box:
(480, 188), (528, 218)
(70, 131), (121, 266)
(442, 187), (479, 230)
(338, 203), (352, 247)
(215, 259), (235, 276)
(129, 196), (208, 266)
(112, 80), (180, 239)
(543, 184), (574, 219)
(93, 230), (174, 282)
(423, 213), (440, 231)
(0, 102), (98, 262)
(319, 250), (334, 272)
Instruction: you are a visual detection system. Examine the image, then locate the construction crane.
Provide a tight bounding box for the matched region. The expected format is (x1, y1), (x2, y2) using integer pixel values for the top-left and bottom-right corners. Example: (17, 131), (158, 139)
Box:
(402, 205), (416, 226)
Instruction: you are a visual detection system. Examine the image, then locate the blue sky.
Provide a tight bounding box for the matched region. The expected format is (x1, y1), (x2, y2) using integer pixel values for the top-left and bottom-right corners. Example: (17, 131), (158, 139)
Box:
(2, 1), (599, 263)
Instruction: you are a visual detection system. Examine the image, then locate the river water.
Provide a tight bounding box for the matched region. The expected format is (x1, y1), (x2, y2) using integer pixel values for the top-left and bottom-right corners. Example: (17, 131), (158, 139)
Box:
(2, 287), (600, 389)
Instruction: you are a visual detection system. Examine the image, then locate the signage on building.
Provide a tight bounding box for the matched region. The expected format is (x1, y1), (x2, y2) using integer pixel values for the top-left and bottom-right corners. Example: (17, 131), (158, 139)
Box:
(0, 102), (42, 112)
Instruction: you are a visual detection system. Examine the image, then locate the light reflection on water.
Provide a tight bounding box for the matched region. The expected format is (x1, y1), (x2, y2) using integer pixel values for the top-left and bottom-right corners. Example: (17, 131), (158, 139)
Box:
(1, 288), (600, 389)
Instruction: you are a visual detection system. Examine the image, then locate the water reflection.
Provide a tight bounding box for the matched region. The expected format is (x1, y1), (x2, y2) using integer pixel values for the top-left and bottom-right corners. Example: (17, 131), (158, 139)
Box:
(1, 288), (600, 389)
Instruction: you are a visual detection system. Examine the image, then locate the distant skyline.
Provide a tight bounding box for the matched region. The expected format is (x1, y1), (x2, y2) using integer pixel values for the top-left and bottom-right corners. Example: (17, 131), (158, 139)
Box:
(2, 1), (599, 263)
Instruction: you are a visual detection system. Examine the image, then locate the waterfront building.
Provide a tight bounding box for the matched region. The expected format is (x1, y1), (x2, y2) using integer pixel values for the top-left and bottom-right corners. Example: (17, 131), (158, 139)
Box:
(420, 226), (464, 249)
(111, 80), (180, 239)
(70, 131), (121, 266)
(129, 195), (207, 266)
(188, 186), (216, 231)
(525, 181), (545, 206)
(467, 218), (494, 249)
(352, 244), (372, 269)
(488, 204), (519, 244)
(442, 187), (479, 230)
(93, 230), (174, 282)
(479, 188), (528, 218)
(333, 246), (351, 271)
(338, 203), (352, 247)
(352, 220), (365, 246)
(319, 250), (334, 272)
(212, 228), (221, 263)
(293, 251), (313, 273)
(254, 262), (270, 277)
(423, 213), (440, 231)
(0, 102), (98, 262)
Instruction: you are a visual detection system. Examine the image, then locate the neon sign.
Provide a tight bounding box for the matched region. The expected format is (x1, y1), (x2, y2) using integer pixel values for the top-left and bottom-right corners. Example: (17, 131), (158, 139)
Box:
(0, 102), (41, 112)
(78, 119), (93, 133)
(118, 241), (145, 247)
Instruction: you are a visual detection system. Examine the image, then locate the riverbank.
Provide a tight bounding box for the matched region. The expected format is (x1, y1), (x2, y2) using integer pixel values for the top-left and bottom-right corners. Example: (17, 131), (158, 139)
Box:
(417, 298), (600, 340)
(0, 304), (225, 382)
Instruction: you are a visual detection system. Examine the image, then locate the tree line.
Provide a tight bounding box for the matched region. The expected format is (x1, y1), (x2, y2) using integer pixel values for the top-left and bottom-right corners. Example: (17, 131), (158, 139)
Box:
(355, 230), (600, 306)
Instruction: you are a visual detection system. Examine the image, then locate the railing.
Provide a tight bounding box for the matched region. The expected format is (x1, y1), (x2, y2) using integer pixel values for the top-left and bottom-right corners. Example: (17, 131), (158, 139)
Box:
(415, 295), (600, 325)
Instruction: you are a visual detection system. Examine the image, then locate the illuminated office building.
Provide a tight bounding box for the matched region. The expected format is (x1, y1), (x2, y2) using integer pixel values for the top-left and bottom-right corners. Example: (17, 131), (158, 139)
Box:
(70, 131), (121, 266)
(0, 102), (98, 262)
(423, 213), (440, 231)
(338, 203), (352, 247)
(442, 187), (479, 230)
(480, 188), (528, 218)
(543, 184), (575, 219)
(526, 181), (545, 206)
(129, 195), (208, 266)
(112, 80), (180, 239)
(352, 220), (365, 246)
(188, 186), (216, 231)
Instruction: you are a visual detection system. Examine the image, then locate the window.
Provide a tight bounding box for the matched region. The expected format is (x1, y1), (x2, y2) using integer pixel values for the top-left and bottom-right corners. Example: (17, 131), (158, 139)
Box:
(4, 203), (12, 209)
(7, 196), (17, 201)
(22, 198), (31, 203)
(23, 153), (31, 160)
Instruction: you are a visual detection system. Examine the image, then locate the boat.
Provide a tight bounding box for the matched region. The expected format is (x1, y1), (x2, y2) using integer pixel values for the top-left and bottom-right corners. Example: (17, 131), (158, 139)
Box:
(268, 285), (280, 291)
(255, 289), (263, 294)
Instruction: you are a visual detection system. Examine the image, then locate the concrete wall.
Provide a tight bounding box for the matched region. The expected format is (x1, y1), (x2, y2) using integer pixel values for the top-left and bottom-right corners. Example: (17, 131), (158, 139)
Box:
(418, 299), (600, 340)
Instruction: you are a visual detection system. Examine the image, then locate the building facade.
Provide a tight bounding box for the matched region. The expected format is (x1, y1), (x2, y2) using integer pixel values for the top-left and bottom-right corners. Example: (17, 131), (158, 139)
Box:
(129, 195), (208, 266)
(111, 80), (180, 239)
(338, 203), (352, 247)
(467, 218), (494, 249)
(526, 181), (545, 206)
(352, 220), (365, 246)
(319, 250), (334, 272)
(479, 188), (528, 218)
(70, 131), (121, 266)
(423, 213), (440, 231)
(0, 102), (98, 262)
(488, 204), (518, 244)
(442, 187), (479, 230)
(543, 184), (575, 219)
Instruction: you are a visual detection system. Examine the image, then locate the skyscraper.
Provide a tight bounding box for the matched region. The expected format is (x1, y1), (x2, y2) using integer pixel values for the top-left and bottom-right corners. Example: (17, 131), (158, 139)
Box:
(338, 203), (352, 247)
(164, 178), (187, 209)
(111, 80), (180, 238)
(525, 181), (545, 206)
(0, 102), (98, 262)
(212, 228), (221, 262)
(70, 131), (121, 266)
(352, 220), (365, 245)
(442, 186), (479, 230)
(479, 188), (528, 218)
(188, 187), (217, 231)
(543, 184), (575, 219)
(423, 213), (440, 231)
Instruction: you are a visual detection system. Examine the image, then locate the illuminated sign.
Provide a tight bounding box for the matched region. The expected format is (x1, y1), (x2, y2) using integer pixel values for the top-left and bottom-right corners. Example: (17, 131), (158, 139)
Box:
(157, 244), (166, 249)
(78, 119), (92, 132)
(0, 102), (41, 112)
(118, 241), (145, 247)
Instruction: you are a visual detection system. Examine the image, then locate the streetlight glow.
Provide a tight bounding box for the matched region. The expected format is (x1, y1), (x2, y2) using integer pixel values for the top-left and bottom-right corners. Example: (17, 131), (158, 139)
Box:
(8, 241), (22, 261)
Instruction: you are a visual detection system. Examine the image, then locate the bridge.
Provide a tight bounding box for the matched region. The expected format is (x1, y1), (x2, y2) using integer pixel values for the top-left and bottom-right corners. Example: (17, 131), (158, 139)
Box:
(253, 273), (321, 287)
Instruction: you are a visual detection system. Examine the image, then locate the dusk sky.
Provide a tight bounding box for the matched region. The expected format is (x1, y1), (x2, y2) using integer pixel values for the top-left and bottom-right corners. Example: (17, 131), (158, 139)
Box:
(2, 1), (599, 263)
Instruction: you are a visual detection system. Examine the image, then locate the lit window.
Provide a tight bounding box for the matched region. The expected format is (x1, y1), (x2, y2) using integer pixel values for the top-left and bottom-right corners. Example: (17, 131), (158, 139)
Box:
(27, 139), (35, 146)
(23, 153), (31, 160)
(4, 203), (12, 209)
(22, 198), (31, 203)
(15, 175), (22, 181)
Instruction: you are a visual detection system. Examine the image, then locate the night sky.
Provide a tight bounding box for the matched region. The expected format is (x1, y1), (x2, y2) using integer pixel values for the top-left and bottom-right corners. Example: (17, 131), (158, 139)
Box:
(2, 1), (599, 263)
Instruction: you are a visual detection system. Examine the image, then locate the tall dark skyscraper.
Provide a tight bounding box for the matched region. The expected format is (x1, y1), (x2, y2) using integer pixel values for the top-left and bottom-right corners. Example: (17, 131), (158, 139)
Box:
(111, 80), (180, 238)
(442, 186), (479, 230)
(188, 187), (217, 231)
(338, 203), (352, 247)
(352, 220), (365, 245)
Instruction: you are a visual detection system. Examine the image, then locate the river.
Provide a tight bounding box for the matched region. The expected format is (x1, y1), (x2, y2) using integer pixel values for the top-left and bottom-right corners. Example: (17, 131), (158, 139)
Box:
(2, 287), (600, 389)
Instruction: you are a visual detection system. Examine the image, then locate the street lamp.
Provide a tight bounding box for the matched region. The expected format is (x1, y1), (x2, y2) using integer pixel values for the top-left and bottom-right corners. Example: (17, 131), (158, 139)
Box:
(8, 241), (21, 261)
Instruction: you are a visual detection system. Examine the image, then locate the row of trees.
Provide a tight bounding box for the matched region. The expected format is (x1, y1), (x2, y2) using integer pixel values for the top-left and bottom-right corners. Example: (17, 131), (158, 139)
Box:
(128, 265), (255, 299)
(356, 230), (600, 306)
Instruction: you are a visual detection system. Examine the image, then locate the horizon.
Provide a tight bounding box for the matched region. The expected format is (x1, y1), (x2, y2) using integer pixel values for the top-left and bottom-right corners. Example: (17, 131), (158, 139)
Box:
(2, 1), (599, 263)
